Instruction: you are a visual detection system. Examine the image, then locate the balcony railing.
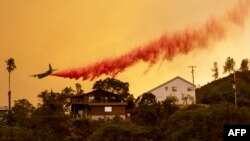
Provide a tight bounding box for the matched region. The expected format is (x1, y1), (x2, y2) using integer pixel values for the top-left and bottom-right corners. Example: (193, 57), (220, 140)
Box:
(71, 98), (121, 104)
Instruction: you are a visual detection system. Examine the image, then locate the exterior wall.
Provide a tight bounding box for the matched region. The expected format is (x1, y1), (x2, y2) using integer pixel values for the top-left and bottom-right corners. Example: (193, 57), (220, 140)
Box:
(150, 77), (196, 104)
(91, 115), (126, 120)
(90, 105), (126, 115)
(89, 105), (126, 120)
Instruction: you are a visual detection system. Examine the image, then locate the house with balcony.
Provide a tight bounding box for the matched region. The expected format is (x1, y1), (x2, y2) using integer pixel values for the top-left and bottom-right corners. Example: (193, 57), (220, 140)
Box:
(70, 89), (127, 120)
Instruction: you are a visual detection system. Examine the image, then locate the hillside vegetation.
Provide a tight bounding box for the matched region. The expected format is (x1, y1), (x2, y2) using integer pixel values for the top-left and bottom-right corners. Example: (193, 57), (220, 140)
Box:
(196, 71), (250, 106)
(1, 73), (250, 140)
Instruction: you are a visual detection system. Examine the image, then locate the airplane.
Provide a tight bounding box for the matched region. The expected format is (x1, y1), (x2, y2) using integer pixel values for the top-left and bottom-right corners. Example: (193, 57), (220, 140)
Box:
(29, 64), (57, 79)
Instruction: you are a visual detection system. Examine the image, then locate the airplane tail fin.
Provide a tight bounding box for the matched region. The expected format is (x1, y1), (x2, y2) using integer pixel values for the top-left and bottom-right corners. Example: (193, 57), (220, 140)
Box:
(49, 64), (52, 71)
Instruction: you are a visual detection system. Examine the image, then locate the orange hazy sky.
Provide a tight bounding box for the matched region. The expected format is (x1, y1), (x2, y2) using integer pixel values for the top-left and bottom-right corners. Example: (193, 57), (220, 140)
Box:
(1, 0), (250, 107)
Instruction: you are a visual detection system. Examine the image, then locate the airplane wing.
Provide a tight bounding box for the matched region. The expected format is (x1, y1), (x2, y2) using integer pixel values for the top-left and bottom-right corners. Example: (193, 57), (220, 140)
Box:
(29, 72), (48, 79)
(29, 73), (42, 78)
(29, 74), (40, 77)
(29, 64), (57, 79)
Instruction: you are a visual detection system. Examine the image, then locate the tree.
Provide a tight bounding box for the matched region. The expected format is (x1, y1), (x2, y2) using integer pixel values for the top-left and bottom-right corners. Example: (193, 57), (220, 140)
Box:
(93, 78), (130, 101)
(6, 58), (16, 113)
(240, 58), (249, 72)
(31, 90), (72, 140)
(181, 94), (188, 105)
(62, 87), (75, 95)
(131, 103), (161, 127)
(161, 96), (179, 118)
(12, 99), (34, 127)
(125, 94), (135, 110)
(137, 92), (157, 106)
(164, 96), (178, 105)
(212, 62), (219, 80)
(69, 118), (95, 141)
(161, 102), (250, 141)
(223, 57), (235, 75)
(37, 90), (71, 113)
(5, 58), (16, 141)
(61, 87), (75, 112)
(90, 120), (152, 141)
(75, 83), (83, 94)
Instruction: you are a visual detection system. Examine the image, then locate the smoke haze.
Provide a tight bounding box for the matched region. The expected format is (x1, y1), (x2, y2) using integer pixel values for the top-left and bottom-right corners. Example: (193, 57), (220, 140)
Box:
(52, 0), (250, 80)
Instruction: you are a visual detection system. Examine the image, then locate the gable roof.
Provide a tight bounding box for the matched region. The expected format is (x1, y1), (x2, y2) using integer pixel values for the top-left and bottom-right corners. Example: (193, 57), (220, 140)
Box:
(86, 89), (118, 96)
(148, 76), (195, 93)
(71, 89), (118, 98)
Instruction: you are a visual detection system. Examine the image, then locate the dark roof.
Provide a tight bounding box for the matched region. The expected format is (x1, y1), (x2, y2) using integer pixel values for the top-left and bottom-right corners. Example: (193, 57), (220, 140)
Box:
(71, 89), (118, 98)
(148, 76), (195, 93)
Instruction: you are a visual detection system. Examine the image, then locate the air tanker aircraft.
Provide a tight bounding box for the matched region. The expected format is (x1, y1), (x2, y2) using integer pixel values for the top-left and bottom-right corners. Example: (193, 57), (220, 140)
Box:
(29, 64), (57, 79)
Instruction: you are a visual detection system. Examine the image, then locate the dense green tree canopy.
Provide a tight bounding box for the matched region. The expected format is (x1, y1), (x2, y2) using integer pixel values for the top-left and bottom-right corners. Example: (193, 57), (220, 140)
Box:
(31, 90), (72, 141)
(240, 58), (249, 72)
(93, 78), (130, 100)
(136, 92), (157, 106)
(12, 99), (34, 127)
(223, 57), (235, 75)
(197, 71), (250, 106)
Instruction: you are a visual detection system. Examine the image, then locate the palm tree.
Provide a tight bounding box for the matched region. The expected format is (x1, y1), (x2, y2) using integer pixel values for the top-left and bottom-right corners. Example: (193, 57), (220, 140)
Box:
(6, 58), (16, 116)
(6, 58), (16, 141)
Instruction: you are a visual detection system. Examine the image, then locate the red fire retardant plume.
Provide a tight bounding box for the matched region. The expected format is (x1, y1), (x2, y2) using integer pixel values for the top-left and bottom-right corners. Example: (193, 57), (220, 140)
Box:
(52, 0), (250, 80)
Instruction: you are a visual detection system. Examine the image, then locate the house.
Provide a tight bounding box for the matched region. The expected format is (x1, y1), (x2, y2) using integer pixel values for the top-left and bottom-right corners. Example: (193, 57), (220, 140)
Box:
(0, 106), (8, 113)
(70, 89), (127, 120)
(148, 76), (196, 105)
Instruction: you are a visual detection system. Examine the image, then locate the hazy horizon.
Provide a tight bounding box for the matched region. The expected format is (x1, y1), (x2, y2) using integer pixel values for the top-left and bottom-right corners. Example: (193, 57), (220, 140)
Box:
(1, 0), (250, 107)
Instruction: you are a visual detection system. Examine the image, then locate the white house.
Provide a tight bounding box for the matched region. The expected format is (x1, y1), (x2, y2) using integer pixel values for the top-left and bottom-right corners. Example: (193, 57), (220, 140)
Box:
(148, 76), (196, 105)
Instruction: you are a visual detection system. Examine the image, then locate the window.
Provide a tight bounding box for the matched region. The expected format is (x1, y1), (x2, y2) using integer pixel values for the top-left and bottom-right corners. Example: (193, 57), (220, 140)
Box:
(89, 96), (94, 102)
(104, 106), (112, 112)
(109, 96), (116, 102)
(101, 97), (108, 102)
(172, 87), (177, 92)
(187, 87), (194, 91)
(165, 87), (168, 91)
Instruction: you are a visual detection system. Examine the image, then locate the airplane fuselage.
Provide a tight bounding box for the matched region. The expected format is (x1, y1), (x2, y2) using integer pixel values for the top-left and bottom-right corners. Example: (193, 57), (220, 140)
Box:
(30, 64), (57, 79)
(36, 70), (52, 79)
